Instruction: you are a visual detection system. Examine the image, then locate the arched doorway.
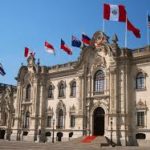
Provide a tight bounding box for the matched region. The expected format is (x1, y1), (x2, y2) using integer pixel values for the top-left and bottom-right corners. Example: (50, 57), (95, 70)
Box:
(93, 107), (105, 136)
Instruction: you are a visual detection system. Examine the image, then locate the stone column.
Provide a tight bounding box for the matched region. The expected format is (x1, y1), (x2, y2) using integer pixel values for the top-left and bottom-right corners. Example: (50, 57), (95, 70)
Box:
(15, 82), (22, 141)
(39, 79), (46, 142)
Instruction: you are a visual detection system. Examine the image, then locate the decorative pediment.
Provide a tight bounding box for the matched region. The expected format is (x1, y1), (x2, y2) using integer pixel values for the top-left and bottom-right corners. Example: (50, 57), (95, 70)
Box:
(47, 106), (53, 115)
(70, 105), (76, 113)
(136, 99), (147, 110)
(56, 100), (66, 114)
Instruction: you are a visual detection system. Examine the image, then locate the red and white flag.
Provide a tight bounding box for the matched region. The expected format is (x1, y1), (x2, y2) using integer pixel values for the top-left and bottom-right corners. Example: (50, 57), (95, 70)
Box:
(24, 47), (35, 58)
(24, 47), (29, 57)
(103, 3), (126, 22)
(103, 3), (141, 38)
(44, 41), (55, 54)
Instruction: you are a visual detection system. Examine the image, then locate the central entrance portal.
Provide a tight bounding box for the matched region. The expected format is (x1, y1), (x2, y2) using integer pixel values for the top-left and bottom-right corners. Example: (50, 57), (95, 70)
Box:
(93, 107), (105, 136)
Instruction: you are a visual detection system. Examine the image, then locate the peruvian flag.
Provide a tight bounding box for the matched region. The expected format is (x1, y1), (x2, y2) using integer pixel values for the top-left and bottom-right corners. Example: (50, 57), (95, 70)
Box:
(45, 41), (55, 54)
(103, 3), (141, 38)
(103, 3), (126, 22)
(60, 39), (72, 55)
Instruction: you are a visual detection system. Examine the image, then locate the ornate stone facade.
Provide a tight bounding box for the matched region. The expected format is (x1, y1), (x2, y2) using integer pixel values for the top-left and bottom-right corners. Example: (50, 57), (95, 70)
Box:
(1, 31), (150, 146)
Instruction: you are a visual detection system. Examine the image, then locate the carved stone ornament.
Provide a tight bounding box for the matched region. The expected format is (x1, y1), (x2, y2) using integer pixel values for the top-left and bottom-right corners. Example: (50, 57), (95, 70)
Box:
(91, 31), (109, 49)
(136, 99), (147, 110)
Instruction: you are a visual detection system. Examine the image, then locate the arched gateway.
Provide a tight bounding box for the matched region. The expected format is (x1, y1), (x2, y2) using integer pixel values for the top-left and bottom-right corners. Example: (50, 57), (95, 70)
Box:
(93, 107), (105, 136)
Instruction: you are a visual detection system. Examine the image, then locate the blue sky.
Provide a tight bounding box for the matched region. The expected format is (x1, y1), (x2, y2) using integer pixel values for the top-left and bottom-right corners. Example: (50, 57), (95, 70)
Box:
(0, 0), (150, 85)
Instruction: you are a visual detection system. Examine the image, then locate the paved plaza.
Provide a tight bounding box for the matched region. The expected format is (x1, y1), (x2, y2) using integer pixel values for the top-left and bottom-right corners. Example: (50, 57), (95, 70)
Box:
(0, 137), (150, 150)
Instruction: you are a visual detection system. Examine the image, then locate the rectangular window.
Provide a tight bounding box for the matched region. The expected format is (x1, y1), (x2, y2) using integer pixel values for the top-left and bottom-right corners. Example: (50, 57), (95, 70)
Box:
(137, 112), (144, 127)
(47, 116), (52, 127)
(70, 115), (75, 127)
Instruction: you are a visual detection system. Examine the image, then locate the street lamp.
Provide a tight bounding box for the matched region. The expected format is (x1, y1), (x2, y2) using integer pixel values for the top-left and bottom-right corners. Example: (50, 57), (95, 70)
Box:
(110, 118), (113, 143)
(52, 119), (55, 143)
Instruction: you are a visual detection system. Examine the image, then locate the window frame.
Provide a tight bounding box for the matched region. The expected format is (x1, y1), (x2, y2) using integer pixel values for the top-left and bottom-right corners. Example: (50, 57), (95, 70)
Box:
(48, 85), (54, 99)
(137, 111), (145, 127)
(58, 82), (65, 98)
(70, 115), (75, 128)
(136, 72), (145, 90)
(94, 70), (105, 94)
(70, 81), (76, 97)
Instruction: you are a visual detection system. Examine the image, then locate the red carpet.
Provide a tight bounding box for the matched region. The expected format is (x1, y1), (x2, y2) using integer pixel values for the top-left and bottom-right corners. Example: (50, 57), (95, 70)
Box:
(81, 136), (96, 143)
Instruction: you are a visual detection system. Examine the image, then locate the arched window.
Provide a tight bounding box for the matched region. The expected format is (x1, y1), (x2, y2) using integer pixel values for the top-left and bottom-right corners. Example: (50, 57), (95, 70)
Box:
(26, 84), (31, 101)
(48, 85), (53, 98)
(58, 82), (65, 97)
(58, 109), (63, 129)
(70, 81), (76, 97)
(136, 72), (145, 89)
(94, 70), (105, 94)
(23, 111), (30, 128)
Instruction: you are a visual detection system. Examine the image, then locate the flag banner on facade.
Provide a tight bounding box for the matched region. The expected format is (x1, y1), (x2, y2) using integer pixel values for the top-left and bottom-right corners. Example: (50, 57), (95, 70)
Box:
(103, 3), (126, 22)
(148, 14), (150, 28)
(127, 19), (141, 38)
(45, 41), (55, 54)
(0, 63), (6, 76)
(61, 39), (72, 55)
(82, 34), (91, 45)
(71, 35), (82, 48)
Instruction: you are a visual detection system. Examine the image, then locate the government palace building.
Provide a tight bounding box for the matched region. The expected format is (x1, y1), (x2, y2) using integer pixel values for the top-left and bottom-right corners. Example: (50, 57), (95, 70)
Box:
(0, 31), (150, 146)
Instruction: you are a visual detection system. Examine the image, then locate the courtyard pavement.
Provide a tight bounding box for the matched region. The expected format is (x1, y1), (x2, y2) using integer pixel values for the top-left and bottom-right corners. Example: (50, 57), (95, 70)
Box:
(0, 137), (150, 150)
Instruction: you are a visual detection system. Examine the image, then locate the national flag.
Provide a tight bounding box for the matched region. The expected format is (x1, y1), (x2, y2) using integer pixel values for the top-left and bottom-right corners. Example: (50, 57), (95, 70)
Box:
(24, 47), (35, 58)
(103, 3), (141, 38)
(103, 3), (126, 22)
(71, 35), (82, 48)
(60, 39), (72, 55)
(148, 14), (150, 28)
(127, 19), (141, 38)
(0, 63), (6, 76)
(82, 34), (91, 45)
(45, 41), (55, 54)
(24, 47), (29, 57)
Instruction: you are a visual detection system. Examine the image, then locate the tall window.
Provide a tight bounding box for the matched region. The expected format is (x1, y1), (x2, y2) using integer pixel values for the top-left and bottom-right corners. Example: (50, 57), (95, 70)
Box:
(136, 72), (145, 89)
(59, 83), (65, 97)
(70, 81), (76, 97)
(47, 116), (52, 127)
(70, 115), (75, 127)
(94, 70), (105, 94)
(48, 85), (53, 98)
(23, 111), (30, 128)
(137, 111), (144, 127)
(58, 109), (63, 129)
(26, 84), (31, 101)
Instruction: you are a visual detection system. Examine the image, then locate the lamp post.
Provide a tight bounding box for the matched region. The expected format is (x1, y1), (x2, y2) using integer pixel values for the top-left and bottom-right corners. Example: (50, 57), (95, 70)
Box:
(110, 118), (113, 143)
(52, 119), (55, 143)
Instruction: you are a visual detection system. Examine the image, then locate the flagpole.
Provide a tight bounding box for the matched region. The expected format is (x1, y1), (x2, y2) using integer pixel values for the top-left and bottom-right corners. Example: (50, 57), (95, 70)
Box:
(147, 11), (150, 49)
(125, 15), (128, 48)
(102, 18), (105, 32)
